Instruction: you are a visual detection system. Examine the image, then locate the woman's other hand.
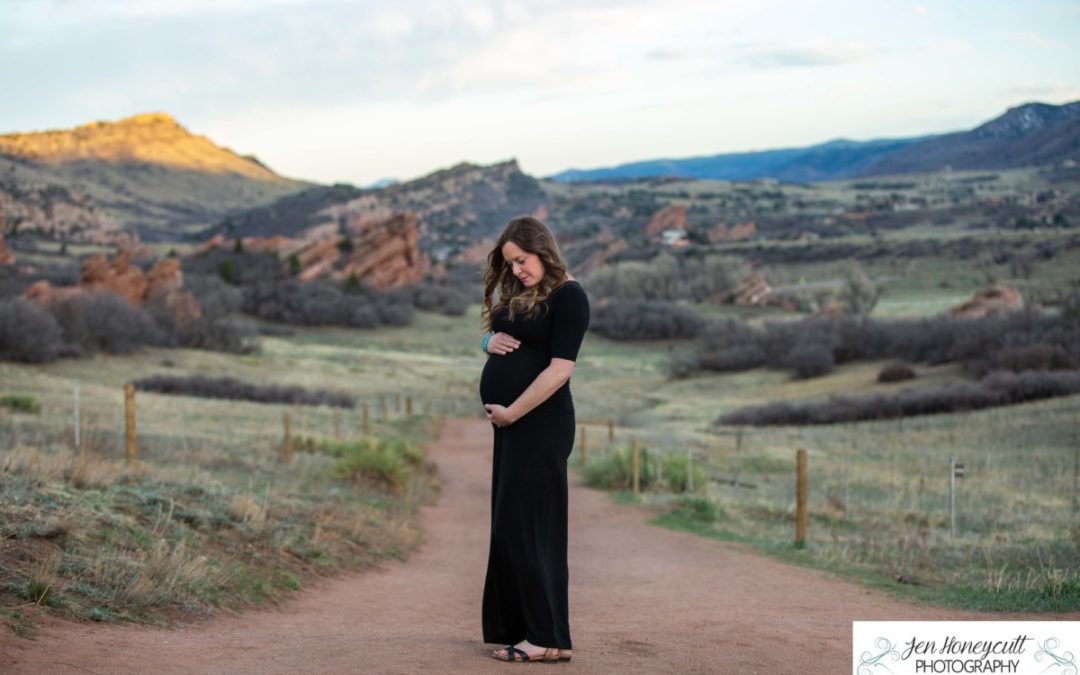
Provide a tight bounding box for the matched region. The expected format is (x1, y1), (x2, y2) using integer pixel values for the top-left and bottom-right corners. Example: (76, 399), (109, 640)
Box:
(486, 332), (521, 355)
(484, 404), (517, 427)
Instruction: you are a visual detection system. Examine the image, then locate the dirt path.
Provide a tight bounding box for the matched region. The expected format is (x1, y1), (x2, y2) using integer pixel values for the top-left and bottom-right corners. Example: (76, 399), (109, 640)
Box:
(3, 418), (1076, 674)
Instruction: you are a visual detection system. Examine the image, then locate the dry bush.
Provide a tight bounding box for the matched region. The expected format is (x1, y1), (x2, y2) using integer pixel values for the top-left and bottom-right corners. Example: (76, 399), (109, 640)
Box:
(1, 445), (125, 489)
(134, 374), (354, 408)
(718, 369), (1080, 426)
(877, 362), (916, 383)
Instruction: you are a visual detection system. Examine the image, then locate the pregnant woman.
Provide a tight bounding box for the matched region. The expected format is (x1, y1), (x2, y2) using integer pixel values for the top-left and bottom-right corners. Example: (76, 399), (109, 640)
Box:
(478, 216), (590, 664)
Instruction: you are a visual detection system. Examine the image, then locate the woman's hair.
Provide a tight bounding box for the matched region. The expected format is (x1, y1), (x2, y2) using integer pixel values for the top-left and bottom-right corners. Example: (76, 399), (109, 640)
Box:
(481, 216), (569, 330)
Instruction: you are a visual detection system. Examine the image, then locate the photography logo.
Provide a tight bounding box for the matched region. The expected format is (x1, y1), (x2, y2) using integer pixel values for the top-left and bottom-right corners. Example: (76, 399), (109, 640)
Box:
(853, 621), (1077, 675)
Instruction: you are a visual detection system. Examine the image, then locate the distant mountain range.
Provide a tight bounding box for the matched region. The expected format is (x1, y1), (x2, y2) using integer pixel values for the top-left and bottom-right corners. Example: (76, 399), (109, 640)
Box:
(550, 101), (1080, 183)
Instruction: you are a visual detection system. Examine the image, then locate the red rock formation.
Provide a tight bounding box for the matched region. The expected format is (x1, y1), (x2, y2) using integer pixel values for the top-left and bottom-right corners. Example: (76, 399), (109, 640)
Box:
(458, 238), (496, 265)
(948, 285), (1024, 319)
(145, 258), (201, 329)
(80, 250), (148, 305)
(295, 239), (342, 283)
(23, 280), (83, 306)
(196, 233), (227, 254)
(190, 210), (428, 289)
(0, 231), (14, 266)
(644, 204), (687, 238)
(708, 222), (757, 243)
(577, 237), (629, 276)
(339, 212), (428, 288)
(25, 251), (200, 329)
(731, 271), (774, 306)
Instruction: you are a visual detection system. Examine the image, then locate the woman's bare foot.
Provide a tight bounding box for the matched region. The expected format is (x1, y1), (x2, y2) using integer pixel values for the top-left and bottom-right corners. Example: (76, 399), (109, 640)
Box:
(491, 639), (557, 662)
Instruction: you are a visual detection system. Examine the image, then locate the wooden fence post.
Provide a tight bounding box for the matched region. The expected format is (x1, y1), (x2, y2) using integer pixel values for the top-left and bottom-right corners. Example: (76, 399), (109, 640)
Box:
(73, 380), (81, 451)
(395, 392), (401, 414)
(406, 395), (413, 417)
(632, 440), (641, 495)
(281, 411), (293, 464)
(608, 419), (614, 444)
(363, 402), (371, 434)
(686, 447), (693, 492)
(124, 383), (137, 464)
(796, 448), (808, 548)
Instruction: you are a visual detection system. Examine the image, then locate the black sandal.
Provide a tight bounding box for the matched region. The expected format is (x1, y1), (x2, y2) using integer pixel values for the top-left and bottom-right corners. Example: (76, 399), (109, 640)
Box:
(493, 645), (557, 663)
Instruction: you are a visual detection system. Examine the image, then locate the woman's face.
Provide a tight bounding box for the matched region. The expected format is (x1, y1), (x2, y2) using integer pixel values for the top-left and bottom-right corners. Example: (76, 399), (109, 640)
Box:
(501, 240), (546, 288)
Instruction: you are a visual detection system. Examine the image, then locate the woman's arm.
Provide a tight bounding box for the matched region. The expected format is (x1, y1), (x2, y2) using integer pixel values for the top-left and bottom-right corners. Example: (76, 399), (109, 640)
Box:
(485, 358), (574, 427)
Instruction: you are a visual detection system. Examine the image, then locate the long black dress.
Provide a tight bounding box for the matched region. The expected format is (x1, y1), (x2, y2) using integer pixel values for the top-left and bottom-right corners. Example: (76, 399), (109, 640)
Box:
(479, 280), (590, 651)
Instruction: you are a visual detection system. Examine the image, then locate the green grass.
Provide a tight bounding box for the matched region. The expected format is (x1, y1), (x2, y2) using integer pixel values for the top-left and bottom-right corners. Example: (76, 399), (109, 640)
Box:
(0, 321), (453, 635)
(0, 394), (41, 414)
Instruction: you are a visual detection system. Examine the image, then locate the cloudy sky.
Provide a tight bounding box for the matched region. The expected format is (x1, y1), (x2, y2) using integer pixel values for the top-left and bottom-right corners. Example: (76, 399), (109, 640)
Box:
(2, 0), (1078, 185)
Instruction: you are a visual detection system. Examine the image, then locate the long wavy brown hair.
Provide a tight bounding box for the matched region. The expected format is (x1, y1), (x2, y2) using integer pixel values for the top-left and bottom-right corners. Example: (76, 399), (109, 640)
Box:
(481, 216), (570, 330)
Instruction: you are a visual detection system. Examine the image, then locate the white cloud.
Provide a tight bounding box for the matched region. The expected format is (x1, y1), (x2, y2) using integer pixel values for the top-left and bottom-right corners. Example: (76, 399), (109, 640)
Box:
(735, 41), (875, 68)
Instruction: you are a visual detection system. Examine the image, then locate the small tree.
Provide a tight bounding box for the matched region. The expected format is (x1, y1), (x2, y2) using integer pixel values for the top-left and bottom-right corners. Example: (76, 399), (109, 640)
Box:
(838, 262), (880, 316)
(219, 259), (236, 284)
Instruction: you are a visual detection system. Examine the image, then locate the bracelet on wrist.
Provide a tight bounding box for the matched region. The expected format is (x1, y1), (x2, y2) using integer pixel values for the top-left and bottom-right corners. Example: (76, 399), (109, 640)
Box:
(481, 332), (494, 353)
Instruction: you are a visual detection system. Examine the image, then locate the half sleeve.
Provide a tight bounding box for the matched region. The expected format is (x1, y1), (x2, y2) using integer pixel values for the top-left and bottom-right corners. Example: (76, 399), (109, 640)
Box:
(550, 284), (590, 362)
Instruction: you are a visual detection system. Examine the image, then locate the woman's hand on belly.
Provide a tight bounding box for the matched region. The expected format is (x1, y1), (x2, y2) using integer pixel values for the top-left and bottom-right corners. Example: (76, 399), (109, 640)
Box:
(484, 403), (517, 427)
(486, 332), (521, 355)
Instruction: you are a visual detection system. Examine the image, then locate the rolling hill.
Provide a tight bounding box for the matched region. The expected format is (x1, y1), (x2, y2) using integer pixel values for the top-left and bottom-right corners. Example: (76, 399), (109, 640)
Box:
(0, 113), (309, 242)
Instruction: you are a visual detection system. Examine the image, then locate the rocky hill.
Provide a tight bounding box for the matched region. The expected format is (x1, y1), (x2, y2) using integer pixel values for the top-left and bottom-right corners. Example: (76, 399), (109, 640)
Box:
(0, 113), (308, 242)
(205, 159), (547, 261)
(862, 102), (1080, 176)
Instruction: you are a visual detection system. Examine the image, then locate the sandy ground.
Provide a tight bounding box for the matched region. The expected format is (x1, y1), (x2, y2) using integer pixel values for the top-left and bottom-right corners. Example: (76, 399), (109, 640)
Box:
(3, 417), (1077, 674)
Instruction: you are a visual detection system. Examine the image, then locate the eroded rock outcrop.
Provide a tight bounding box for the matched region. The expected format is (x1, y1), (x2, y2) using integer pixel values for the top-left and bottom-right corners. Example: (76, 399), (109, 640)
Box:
(194, 211), (428, 289)
(948, 285), (1024, 318)
(709, 222), (757, 243)
(644, 204), (687, 238)
(25, 250), (201, 328)
(730, 271), (774, 306)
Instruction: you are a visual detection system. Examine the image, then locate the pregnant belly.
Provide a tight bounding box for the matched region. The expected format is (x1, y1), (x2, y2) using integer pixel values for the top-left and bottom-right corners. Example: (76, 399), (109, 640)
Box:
(479, 345), (548, 407)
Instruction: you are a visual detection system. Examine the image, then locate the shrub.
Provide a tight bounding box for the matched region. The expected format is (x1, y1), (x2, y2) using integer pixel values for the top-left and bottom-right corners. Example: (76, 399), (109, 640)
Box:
(133, 375), (354, 408)
(0, 394), (41, 414)
(51, 292), (168, 354)
(151, 275), (259, 354)
(683, 310), (1080, 380)
(660, 453), (709, 493)
(717, 369), (1080, 426)
(674, 495), (725, 522)
(582, 444), (656, 490)
(585, 253), (747, 303)
(0, 299), (67, 362)
(590, 300), (705, 340)
(781, 343), (835, 379)
(837, 262), (881, 316)
(325, 437), (425, 491)
(878, 362), (916, 383)
(582, 445), (708, 493)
